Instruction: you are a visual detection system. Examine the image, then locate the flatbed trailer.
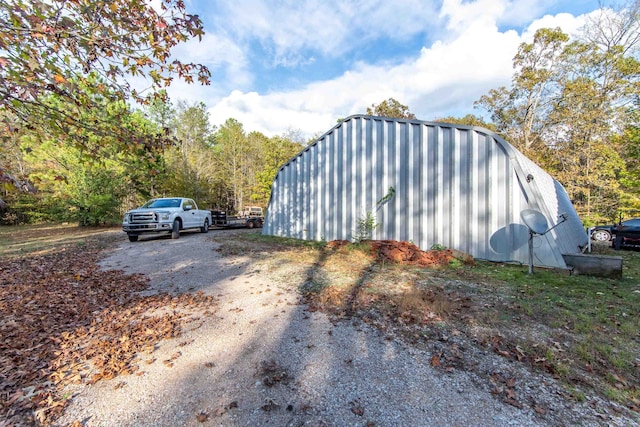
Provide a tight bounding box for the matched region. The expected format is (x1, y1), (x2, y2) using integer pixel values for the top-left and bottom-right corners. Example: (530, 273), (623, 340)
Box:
(211, 209), (264, 229)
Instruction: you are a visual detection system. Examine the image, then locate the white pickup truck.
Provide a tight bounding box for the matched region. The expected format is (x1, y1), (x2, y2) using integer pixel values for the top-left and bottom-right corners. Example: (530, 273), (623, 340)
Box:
(122, 197), (212, 242)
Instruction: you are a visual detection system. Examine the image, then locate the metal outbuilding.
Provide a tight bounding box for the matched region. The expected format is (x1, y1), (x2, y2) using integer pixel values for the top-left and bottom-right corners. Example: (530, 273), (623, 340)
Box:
(262, 115), (588, 268)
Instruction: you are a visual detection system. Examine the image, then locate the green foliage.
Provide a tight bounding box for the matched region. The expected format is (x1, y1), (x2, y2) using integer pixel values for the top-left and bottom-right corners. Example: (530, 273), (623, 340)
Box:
(434, 114), (497, 131)
(366, 98), (416, 119)
(212, 119), (251, 211)
(211, 121), (302, 212)
(75, 194), (121, 226)
(475, 8), (640, 223)
(0, 0), (210, 136)
(430, 243), (447, 251)
(252, 135), (303, 205)
(376, 186), (395, 207)
(24, 134), (131, 225)
(162, 101), (218, 206)
(0, 82), (174, 225)
(617, 123), (640, 210)
(1, 84), (306, 225)
(0, 193), (58, 225)
(352, 211), (379, 242)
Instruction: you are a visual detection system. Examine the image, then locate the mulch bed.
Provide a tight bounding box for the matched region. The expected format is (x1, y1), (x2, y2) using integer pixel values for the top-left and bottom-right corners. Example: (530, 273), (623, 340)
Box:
(327, 239), (467, 267)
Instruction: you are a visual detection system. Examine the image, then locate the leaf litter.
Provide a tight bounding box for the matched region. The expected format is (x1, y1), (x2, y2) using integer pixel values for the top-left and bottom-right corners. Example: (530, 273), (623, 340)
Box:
(3, 231), (639, 426)
(0, 237), (217, 426)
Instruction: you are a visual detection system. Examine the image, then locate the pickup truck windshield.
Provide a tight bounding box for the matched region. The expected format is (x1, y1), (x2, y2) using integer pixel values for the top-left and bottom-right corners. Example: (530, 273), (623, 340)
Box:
(143, 199), (182, 208)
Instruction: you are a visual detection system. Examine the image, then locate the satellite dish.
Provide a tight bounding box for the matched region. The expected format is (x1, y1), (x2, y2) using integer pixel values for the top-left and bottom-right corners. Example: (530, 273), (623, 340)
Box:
(519, 209), (569, 275)
(520, 209), (549, 235)
(520, 209), (549, 276)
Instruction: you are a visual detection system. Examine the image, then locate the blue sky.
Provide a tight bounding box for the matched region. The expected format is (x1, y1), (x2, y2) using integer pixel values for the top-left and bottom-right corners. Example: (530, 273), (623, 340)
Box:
(158, 0), (606, 140)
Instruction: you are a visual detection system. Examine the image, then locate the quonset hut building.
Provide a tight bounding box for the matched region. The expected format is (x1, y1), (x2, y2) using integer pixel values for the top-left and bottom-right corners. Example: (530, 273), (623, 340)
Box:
(262, 115), (588, 268)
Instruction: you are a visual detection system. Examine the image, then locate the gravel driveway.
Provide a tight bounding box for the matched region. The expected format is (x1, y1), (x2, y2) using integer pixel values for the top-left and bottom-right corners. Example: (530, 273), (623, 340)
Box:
(54, 229), (634, 426)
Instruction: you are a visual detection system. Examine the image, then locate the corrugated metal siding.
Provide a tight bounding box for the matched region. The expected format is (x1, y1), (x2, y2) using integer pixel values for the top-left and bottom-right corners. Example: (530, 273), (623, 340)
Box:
(264, 115), (588, 267)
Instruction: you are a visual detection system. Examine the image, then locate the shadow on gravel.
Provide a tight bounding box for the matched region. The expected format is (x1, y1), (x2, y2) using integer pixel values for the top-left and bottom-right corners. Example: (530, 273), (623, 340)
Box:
(86, 233), (543, 427)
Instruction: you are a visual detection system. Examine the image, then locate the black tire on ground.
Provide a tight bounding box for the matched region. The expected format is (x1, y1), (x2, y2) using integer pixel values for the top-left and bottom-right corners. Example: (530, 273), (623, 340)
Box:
(171, 219), (181, 239)
(201, 218), (209, 233)
(247, 220), (255, 229)
(591, 229), (612, 242)
(256, 219), (263, 228)
(128, 234), (139, 242)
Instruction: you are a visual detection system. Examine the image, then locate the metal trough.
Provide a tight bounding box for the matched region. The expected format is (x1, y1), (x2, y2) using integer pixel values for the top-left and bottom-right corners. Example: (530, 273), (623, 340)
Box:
(562, 254), (623, 278)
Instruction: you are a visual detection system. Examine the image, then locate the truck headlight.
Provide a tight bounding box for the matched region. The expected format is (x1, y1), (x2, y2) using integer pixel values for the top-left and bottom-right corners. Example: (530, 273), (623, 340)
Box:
(124, 213), (130, 222)
(160, 212), (170, 220)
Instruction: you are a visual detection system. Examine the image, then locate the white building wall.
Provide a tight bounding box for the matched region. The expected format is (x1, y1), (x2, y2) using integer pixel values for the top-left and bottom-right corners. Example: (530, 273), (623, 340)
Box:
(264, 115), (588, 267)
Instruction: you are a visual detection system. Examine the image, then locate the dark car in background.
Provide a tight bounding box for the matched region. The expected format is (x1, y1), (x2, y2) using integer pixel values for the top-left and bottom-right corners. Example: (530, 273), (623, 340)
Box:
(612, 218), (640, 247)
(591, 224), (616, 242)
(590, 218), (640, 246)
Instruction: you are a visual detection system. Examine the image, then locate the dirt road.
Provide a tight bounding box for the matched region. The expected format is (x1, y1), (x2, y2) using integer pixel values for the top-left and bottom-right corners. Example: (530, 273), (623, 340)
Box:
(54, 229), (631, 426)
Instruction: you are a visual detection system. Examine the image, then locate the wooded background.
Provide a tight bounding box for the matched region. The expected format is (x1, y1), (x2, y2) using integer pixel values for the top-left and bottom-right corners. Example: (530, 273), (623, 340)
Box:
(1, 0), (639, 227)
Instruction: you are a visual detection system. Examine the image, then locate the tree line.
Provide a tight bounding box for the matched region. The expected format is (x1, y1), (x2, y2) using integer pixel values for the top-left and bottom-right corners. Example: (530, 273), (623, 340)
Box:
(1, 0), (639, 227)
(475, 2), (640, 225)
(0, 0), (305, 225)
(0, 96), (304, 225)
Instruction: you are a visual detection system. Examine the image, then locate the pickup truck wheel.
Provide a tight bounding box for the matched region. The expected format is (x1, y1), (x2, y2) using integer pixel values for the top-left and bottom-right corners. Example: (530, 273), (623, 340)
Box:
(171, 219), (181, 239)
(256, 219), (263, 228)
(128, 234), (139, 242)
(591, 229), (612, 242)
(201, 219), (209, 233)
(247, 219), (255, 229)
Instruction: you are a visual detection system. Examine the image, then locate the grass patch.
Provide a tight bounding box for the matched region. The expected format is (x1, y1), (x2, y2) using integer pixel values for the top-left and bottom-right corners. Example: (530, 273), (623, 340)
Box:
(443, 253), (640, 403)
(231, 231), (328, 250)
(226, 234), (640, 409)
(0, 223), (121, 258)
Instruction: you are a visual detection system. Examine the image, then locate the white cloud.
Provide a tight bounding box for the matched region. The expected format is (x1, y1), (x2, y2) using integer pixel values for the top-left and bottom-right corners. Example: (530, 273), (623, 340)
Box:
(169, 32), (252, 89)
(208, 90), (336, 137)
(440, 0), (507, 31)
(522, 12), (588, 40)
(206, 0), (438, 66)
(206, 6), (526, 138)
(180, 1), (595, 140)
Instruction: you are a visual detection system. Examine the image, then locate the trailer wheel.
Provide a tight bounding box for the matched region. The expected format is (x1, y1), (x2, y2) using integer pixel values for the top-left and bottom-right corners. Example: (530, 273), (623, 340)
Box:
(128, 234), (139, 242)
(247, 219), (255, 229)
(171, 219), (181, 239)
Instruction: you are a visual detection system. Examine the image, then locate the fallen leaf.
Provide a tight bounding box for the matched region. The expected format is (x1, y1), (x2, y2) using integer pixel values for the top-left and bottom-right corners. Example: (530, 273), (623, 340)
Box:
(497, 349), (511, 358)
(505, 398), (523, 408)
(430, 354), (441, 367)
(261, 399), (280, 412)
(534, 405), (547, 415)
(351, 404), (365, 416)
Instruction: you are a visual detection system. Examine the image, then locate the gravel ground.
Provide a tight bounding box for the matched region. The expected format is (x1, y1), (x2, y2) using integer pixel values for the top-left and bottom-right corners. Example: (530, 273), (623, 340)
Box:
(54, 229), (638, 427)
